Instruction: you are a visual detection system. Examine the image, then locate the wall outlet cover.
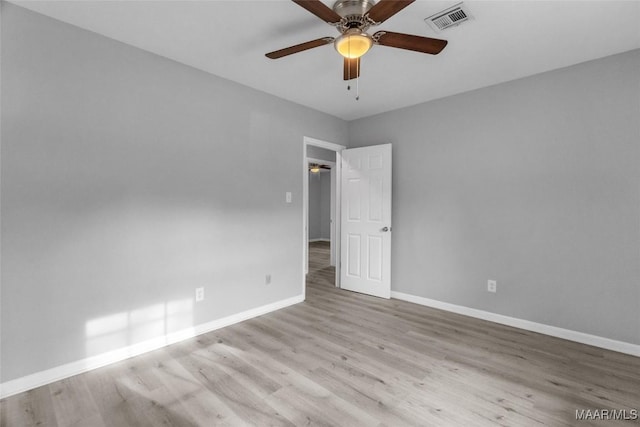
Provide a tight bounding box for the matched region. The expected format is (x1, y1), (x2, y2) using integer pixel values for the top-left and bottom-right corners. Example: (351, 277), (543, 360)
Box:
(195, 287), (205, 302)
(488, 280), (497, 293)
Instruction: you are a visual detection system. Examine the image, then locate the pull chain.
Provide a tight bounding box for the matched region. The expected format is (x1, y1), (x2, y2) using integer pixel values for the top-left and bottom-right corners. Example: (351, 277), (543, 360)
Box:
(347, 42), (352, 91)
(344, 43), (359, 100)
(355, 59), (360, 101)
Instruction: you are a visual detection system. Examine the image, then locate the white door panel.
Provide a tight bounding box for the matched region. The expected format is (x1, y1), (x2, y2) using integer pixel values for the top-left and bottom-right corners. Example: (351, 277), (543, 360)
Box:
(340, 144), (391, 299)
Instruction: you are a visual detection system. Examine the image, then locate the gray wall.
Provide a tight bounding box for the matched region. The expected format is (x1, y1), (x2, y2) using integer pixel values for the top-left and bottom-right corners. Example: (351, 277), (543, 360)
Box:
(348, 49), (640, 345)
(308, 171), (331, 241)
(0, 3), (347, 382)
(307, 146), (334, 241)
(319, 172), (331, 240)
(308, 172), (322, 240)
(307, 145), (337, 163)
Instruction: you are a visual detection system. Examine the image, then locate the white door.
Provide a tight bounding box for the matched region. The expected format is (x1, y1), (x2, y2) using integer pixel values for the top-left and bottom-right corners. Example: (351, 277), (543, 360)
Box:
(340, 144), (392, 298)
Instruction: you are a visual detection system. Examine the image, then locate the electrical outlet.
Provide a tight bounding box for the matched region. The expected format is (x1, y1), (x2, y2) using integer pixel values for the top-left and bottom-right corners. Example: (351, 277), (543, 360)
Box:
(487, 280), (497, 293)
(195, 287), (204, 302)
(265, 274), (271, 285)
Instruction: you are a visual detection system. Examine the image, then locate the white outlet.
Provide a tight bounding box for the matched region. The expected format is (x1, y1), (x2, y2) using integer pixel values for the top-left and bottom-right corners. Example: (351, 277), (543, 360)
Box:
(285, 192), (292, 203)
(195, 287), (204, 302)
(265, 274), (271, 285)
(487, 280), (497, 293)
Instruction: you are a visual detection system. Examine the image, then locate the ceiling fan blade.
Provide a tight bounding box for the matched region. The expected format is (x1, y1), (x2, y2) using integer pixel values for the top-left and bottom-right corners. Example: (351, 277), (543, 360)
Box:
(343, 57), (361, 80)
(373, 31), (447, 55)
(366, 0), (414, 24)
(266, 37), (334, 59)
(292, 0), (343, 24)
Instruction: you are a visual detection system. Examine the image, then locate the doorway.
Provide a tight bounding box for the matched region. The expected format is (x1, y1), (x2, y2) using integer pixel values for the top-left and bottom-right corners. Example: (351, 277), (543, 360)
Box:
(302, 138), (393, 300)
(302, 137), (345, 298)
(308, 157), (335, 259)
(307, 158), (334, 291)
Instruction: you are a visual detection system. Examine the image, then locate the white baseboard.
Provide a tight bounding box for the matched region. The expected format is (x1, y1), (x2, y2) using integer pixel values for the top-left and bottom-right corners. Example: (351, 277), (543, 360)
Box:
(391, 291), (640, 358)
(309, 238), (330, 243)
(0, 294), (304, 399)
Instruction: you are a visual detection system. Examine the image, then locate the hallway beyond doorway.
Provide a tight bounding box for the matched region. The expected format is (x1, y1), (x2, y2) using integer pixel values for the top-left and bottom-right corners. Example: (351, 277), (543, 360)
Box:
(307, 241), (335, 289)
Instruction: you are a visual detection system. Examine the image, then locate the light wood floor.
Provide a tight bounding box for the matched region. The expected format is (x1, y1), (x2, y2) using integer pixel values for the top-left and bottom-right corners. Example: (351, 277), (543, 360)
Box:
(2, 241), (639, 426)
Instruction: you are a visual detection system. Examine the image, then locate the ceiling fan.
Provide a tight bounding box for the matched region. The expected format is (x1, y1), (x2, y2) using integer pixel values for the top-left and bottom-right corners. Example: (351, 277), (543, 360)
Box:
(309, 163), (331, 173)
(266, 0), (448, 81)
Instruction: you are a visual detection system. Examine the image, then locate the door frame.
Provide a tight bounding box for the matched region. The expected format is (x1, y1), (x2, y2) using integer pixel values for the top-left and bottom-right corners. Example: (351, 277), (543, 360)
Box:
(302, 136), (345, 298)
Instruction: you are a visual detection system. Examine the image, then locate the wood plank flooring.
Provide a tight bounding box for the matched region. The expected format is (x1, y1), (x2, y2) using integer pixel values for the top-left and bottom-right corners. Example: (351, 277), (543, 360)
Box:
(2, 241), (639, 426)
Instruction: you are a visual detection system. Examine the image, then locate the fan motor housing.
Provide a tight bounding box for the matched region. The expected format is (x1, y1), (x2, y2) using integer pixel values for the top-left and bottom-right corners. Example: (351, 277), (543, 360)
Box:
(333, 0), (375, 17)
(333, 0), (376, 29)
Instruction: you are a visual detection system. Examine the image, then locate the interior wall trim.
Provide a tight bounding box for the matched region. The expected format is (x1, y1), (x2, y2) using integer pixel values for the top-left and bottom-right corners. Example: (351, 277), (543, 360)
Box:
(0, 294), (305, 399)
(391, 291), (640, 357)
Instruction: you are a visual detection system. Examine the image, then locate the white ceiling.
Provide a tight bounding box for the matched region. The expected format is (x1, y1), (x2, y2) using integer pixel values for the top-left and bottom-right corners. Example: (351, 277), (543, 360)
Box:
(11, 0), (640, 121)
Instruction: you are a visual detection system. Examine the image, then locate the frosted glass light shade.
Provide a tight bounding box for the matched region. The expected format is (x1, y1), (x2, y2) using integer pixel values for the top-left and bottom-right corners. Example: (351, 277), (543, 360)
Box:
(334, 30), (372, 59)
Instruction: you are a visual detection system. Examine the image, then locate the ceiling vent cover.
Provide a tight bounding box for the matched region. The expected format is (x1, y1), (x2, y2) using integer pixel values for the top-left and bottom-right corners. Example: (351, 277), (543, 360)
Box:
(425, 2), (472, 32)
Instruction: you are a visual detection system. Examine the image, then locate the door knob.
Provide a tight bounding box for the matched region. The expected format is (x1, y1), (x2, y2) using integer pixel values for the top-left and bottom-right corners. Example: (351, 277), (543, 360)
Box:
(381, 227), (390, 232)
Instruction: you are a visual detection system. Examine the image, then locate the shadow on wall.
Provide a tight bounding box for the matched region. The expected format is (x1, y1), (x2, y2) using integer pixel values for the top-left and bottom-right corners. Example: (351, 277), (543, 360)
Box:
(63, 202), (276, 358)
(85, 298), (193, 357)
(1, 197), (290, 382)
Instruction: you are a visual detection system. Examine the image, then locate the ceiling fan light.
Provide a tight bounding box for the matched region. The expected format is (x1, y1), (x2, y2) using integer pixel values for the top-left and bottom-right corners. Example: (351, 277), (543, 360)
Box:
(334, 30), (372, 59)
(310, 164), (320, 173)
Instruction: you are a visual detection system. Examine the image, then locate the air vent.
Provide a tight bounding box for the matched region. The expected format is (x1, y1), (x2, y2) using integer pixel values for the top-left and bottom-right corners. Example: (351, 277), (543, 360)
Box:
(425, 2), (472, 32)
